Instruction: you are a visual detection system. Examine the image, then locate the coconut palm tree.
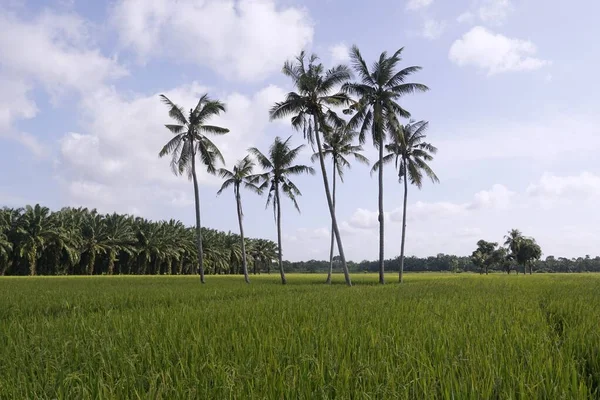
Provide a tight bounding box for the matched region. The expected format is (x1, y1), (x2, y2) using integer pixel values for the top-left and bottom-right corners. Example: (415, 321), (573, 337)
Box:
(344, 45), (428, 284)
(159, 94), (229, 283)
(270, 51), (354, 286)
(249, 136), (314, 284)
(504, 229), (523, 273)
(372, 120), (438, 283)
(217, 156), (261, 283)
(311, 126), (369, 283)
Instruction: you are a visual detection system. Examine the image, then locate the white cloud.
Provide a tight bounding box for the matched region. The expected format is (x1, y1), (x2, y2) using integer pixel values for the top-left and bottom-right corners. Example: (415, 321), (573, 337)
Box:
(449, 26), (549, 75)
(469, 184), (514, 210)
(329, 43), (349, 65)
(406, 0), (433, 11)
(0, 9), (126, 154)
(111, 0), (313, 82)
(527, 172), (600, 199)
(421, 19), (446, 40)
(0, 10), (126, 96)
(348, 208), (381, 230)
(478, 0), (513, 25)
(56, 82), (287, 212)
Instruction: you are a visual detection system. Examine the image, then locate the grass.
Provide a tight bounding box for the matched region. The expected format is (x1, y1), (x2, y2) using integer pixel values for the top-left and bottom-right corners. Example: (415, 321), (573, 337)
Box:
(0, 273), (599, 399)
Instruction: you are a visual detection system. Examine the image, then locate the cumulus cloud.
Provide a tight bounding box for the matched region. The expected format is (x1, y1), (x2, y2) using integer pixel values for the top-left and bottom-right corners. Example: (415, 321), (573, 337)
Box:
(0, 9), (126, 154)
(348, 208), (382, 230)
(449, 26), (549, 75)
(527, 172), (600, 199)
(111, 0), (313, 82)
(406, 0), (434, 11)
(56, 82), (287, 212)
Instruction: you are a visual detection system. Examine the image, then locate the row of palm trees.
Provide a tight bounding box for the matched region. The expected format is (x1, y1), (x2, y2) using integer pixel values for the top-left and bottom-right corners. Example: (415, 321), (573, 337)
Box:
(0, 205), (277, 276)
(159, 46), (439, 285)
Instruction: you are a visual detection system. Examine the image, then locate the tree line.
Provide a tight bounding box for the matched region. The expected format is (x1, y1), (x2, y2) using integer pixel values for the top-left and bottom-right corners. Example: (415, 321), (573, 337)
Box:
(0, 205), (277, 276)
(159, 46), (438, 286)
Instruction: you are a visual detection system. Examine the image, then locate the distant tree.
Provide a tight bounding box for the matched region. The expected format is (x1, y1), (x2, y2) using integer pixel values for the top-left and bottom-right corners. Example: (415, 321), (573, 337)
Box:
(372, 120), (438, 283)
(516, 237), (542, 275)
(159, 94), (229, 283)
(249, 136), (315, 284)
(344, 45), (428, 284)
(312, 126), (368, 284)
(217, 156), (261, 284)
(471, 240), (499, 275)
(504, 229), (523, 273)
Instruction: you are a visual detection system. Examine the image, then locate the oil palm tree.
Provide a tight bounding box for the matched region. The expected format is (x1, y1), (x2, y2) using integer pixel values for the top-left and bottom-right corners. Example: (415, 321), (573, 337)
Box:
(311, 126), (369, 284)
(372, 120), (438, 283)
(14, 204), (63, 276)
(217, 156), (261, 283)
(103, 213), (135, 275)
(270, 51), (354, 286)
(344, 45), (428, 284)
(159, 94), (229, 283)
(249, 136), (314, 284)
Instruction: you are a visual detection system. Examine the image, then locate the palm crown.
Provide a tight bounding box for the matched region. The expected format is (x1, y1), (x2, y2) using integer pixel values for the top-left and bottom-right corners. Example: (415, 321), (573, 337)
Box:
(159, 94), (229, 176)
(269, 51), (352, 144)
(373, 120), (439, 188)
(344, 45), (429, 146)
(312, 126), (369, 180)
(249, 136), (315, 214)
(217, 156), (261, 215)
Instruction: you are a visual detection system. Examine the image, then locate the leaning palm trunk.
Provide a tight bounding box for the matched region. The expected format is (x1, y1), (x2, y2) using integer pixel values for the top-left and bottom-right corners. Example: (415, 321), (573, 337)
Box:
(191, 148), (206, 283)
(326, 159), (337, 284)
(399, 160), (408, 283)
(377, 137), (385, 284)
(236, 188), (250, 284)
(313, 116), (352, 286)
(275, 184), (286, 284)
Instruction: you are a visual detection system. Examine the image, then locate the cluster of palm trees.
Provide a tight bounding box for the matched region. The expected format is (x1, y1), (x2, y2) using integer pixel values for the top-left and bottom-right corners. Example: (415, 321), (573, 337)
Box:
(471, 229), (542, 275)
(159, 46), (439, 286)
(0, 205), (277, 276)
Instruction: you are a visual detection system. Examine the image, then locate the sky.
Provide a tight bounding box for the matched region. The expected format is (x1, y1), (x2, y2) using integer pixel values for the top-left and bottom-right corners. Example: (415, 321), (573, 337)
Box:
(1, 0), (599, 262)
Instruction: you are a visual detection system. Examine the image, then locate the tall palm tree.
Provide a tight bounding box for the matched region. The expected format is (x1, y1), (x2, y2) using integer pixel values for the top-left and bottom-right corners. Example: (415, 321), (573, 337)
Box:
(159, 94), (229, 283)
(344, 45), (428, 284)
(372, 120), (438, 283)
(249, 136), (315, 284)
(311, 126), (369, 284)
(217, 156), (261, 283)
(270, 51), (354, 286)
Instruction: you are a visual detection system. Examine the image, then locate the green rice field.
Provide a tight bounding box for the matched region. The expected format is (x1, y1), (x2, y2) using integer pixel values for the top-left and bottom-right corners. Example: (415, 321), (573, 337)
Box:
(1, 273), (599, 399)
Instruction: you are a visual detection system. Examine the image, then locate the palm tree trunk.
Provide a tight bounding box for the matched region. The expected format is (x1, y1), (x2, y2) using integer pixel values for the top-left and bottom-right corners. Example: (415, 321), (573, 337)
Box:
(313, 116), (352, 287)
(378, 136), (385, 284)
(326, 159), (337, 284)
(275, 184), (286, 284)
(177, 256), (184, 275)
(399, 161), (408, 283)
(236, 187), (250, 284)
(29, 246), (37, 276)
(107, 250), (116, 275)
(191, 149), (205, 283)
(87, 251), (96, 275)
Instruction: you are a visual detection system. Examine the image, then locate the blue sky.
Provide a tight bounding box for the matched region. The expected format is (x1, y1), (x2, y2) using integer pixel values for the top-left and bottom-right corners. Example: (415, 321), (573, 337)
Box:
(1, 0), (599, 261)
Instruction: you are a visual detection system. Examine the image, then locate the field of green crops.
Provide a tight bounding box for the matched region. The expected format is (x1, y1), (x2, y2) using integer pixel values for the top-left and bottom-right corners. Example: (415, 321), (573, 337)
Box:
(1, 273), (599, 399)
